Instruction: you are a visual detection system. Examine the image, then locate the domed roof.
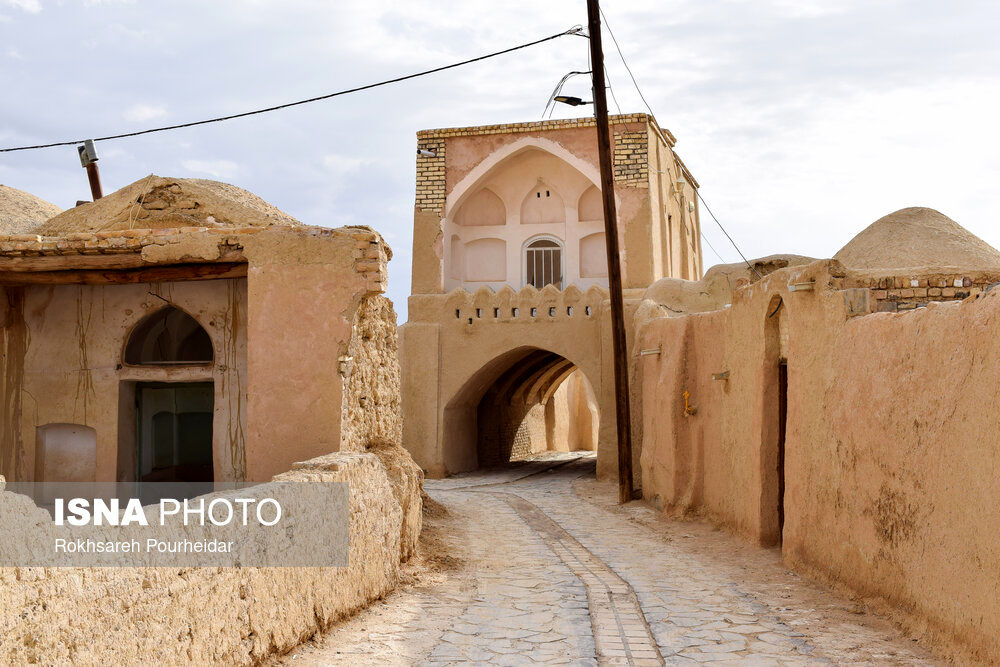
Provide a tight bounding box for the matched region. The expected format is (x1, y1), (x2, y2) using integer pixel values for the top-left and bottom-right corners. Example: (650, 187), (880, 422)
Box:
(35, 175), (301, 235)
(0, 184), (62, 235)
(834, 207), (1000, 272)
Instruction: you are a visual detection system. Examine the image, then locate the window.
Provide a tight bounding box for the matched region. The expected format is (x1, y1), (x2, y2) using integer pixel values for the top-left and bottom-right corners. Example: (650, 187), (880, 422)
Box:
(525, 238), (562, 289)
(125, 306), (213, 366)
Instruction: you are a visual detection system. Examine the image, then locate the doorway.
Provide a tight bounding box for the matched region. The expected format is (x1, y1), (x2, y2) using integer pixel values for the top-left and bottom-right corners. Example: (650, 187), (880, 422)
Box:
(776, 361), (788, 543)
(135, 382), (214, 483)
(761, 295), (788, 546)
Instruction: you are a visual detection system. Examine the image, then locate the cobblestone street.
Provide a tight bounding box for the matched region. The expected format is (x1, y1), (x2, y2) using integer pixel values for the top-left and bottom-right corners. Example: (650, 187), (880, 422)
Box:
(282, 453), (936, 665)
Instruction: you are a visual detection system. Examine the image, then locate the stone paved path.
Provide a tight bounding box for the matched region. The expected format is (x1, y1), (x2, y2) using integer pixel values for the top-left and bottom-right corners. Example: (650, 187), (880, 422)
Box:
(280, 453), (936, 666)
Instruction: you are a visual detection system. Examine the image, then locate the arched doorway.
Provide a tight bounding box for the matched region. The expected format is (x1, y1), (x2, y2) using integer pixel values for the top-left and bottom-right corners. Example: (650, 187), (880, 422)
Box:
(444, 347), (600, 471)
(761, 295), (788, 546)
(122, 306), (215, 484)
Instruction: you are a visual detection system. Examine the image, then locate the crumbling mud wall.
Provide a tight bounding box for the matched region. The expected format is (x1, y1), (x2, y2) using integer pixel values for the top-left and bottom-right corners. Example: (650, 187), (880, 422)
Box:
(339, 293), (422, 561)
(340, 295), (403, 452)
(0, 452), (402, 665)
(637, 259), (1000, 662)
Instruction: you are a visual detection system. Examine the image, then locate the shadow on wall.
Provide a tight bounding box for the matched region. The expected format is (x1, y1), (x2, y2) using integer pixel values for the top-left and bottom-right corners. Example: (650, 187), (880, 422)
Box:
(443, 347), (599, 472)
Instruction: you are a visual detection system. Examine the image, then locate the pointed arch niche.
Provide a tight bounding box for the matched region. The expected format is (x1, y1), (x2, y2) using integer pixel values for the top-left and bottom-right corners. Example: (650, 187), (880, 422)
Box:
(454, 188), (505, 227)
(520, 181), (565, 225)
(441, 139), (612, 291)
(577, 185), (603, 222)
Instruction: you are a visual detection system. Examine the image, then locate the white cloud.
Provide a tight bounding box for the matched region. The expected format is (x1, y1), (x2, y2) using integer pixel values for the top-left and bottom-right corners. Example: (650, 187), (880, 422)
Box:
(321, 154), (372, 174)
(3, 0), (999, 321)
(122, 103), (166, 122)
(3, 0), (40, 13)
(6, 47), (22, 59)
(181, 159), (239, 179)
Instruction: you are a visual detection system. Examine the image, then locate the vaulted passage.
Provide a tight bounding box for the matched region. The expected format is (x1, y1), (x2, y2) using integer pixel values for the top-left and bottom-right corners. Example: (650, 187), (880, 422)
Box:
(445, 347), (599, 471)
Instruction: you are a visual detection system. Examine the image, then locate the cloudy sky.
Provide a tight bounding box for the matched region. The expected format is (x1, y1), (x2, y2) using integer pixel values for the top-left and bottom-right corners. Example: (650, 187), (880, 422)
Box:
(2, 0), (999, 320)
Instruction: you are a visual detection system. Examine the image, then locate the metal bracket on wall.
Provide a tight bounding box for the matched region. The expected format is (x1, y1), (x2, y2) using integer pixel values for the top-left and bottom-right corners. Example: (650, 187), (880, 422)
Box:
(682, 390), (697, 417)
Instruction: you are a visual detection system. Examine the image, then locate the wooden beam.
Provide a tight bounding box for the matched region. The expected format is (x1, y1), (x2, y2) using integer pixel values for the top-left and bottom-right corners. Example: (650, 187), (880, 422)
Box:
(0, 248), (245, 273)
(0, 262), (247, 286)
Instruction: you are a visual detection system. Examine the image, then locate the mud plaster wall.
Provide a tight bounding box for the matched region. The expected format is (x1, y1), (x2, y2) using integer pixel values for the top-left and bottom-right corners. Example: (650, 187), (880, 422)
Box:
(11, 279), (246, 483)
(638, 260), (1000, 662)
(0, 287), (27, 481)
(0, 451), (403, 665)
(242, 229), (381, 482)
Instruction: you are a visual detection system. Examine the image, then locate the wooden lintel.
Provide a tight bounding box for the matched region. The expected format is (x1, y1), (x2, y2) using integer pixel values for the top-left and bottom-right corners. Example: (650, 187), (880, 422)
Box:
(0, 262), (247, 286)
(0, 248), (245, 273)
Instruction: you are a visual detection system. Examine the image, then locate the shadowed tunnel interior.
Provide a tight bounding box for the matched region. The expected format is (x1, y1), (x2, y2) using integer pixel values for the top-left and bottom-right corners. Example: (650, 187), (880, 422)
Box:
(444, 347), (599, 472)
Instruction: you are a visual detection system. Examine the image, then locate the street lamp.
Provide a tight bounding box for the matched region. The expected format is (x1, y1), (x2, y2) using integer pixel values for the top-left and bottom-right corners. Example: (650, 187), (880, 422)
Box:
(553, 95), (592, 106)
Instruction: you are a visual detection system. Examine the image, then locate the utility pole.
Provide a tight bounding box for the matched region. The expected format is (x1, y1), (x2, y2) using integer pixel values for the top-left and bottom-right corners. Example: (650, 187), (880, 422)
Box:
(586, 0), (634, 504)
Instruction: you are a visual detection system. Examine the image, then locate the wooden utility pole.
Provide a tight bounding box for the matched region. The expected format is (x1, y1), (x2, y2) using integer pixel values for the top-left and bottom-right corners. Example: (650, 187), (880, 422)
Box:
(586, 0), (634, 504)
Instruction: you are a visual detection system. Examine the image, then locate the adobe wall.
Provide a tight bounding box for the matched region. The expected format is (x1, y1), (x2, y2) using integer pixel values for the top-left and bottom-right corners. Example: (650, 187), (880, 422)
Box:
(0, 451), (405, 665)
(401, 284), (619, 478)
(0, 286), (27, 482)
(0, 224), (405, 491)
(340, 295), (403, 453)
(339, 293), (422, 560)
(242, 227), (389, 481)
(12, 278), (246, 484)
(637, 260), (1000, 661)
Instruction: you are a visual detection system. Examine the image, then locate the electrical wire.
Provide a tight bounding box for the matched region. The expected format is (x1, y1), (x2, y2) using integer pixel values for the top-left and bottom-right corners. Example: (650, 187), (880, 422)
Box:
(605, 68), (624, 116)
(542, 70), (591, 120)
(697, 193), (762, 278)
(598, 8), (763, 279)
(699, 230), (727, 265)
(1, 26), (584, 154)
(598, 9), (655, 119)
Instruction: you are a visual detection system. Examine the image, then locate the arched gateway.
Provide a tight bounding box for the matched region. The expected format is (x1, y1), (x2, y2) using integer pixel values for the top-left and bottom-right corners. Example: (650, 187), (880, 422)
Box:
(443, 346), (601, 473)
(401, 115), (703, 480)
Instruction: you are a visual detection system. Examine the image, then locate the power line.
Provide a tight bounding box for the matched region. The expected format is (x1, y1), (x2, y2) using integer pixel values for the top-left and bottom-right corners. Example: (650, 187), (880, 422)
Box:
(598, 8), (655, 118)
(604, 67), (624, 116)
(1, 26), (583, 154)
(697, 193), (762, 278)
(699, 230), (727, 265)
(598, 8), (762, 279)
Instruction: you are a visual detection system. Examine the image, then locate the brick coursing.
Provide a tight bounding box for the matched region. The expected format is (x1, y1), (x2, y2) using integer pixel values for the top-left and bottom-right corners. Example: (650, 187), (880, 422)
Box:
(415, 137), (445, 213)
(414, 114), (661, 213)
(850, 273), (1000, 312)
(612, 130), (648, 187)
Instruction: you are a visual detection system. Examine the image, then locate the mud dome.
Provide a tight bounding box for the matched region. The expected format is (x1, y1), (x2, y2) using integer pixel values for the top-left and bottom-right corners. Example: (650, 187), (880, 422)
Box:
(0, 184), (62, 235)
